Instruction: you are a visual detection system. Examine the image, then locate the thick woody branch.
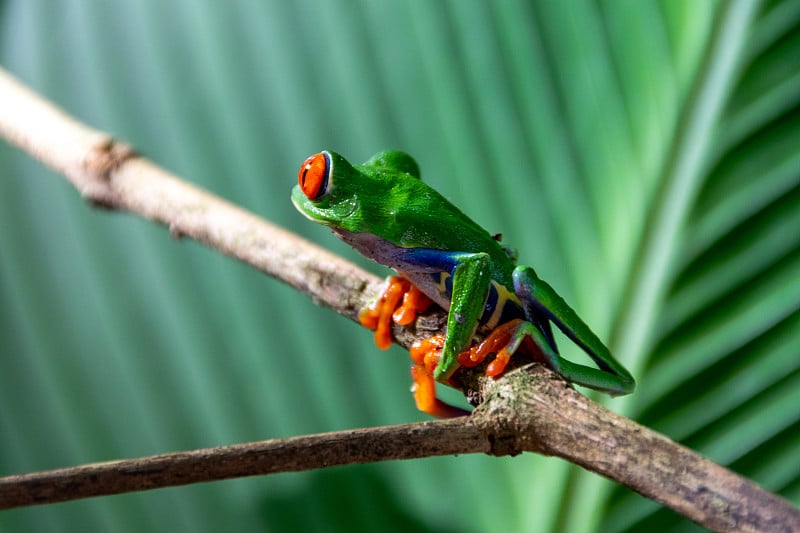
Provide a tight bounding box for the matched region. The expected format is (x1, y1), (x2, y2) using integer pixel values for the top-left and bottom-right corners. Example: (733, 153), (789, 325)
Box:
(0, 67), (798, 532)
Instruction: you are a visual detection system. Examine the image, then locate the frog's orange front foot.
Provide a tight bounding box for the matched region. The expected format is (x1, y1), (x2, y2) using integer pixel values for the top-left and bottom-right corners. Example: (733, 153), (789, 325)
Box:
(457, 319), (526, 377)
(359, 276), (432, 349)
(409, 335), (469, 418)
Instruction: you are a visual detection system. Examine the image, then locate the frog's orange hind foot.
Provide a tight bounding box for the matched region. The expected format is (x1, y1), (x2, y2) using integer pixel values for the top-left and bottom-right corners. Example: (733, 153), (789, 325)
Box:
(457, 319), (526, 377)
(359, 276), (432, 349)
(410, 365), (470, 418)
(407, 320), (529, 417)
(409, 335), (469, 418)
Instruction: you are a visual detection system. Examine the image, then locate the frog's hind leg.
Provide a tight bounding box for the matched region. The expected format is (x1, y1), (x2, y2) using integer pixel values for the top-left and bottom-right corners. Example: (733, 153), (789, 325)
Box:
(512, 266), (635, 396)
(455, 316), (582, 392)
(456, 314), (632, 397)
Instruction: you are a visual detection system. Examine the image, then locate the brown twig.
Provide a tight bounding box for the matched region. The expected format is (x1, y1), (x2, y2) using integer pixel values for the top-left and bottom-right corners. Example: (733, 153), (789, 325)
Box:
(0, 417), (486, 508)
(1, 67), (798, 532)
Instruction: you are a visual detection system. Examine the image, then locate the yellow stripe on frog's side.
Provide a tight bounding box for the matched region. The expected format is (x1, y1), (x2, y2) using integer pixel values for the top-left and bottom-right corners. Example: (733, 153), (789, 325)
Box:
(485, 280), (522, 330)
(421, 270), (523, 331)
(434, 271), (451, 294)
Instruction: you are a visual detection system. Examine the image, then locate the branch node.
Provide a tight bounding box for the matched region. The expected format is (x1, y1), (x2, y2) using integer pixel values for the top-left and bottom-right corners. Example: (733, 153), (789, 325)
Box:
(485, 430), (522, 457)
(169, 221), (187, 239)
(83, 137), (135, 177)
(80, 137), (136, 208)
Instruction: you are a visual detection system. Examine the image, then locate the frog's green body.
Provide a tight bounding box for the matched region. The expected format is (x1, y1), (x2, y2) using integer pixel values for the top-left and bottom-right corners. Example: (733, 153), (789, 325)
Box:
(292, 150), (634, 415)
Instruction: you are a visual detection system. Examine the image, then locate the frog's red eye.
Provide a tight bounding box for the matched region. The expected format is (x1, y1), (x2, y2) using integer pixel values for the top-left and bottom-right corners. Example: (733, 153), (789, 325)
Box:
(298, 152), (331, 200)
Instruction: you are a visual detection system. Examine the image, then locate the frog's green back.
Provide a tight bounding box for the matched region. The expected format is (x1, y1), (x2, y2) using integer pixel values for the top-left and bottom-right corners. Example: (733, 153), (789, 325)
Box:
(354, 153), (516, 282)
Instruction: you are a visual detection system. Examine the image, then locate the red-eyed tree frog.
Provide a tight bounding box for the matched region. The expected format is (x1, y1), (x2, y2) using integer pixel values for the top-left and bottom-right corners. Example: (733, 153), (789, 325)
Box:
(292, 150), (635, 418)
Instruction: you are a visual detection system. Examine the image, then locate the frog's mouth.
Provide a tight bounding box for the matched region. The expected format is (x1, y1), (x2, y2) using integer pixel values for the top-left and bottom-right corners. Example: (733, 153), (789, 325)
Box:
(291, 185), (357, 225)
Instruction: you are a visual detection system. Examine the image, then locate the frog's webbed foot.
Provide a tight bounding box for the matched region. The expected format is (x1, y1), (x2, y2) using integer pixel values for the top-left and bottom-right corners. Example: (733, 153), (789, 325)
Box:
(359, 276), (471, 418)
(410, 335), (470, 418)
(457, 319), (528, 377)
(407, 320), (533, 418)
(360, 276), (468, 417)
(358, 276), (432, 349)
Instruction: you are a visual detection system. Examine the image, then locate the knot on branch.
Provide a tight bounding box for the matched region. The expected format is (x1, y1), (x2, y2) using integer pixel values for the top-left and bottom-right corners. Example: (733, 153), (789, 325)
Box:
(471, 364), (571, 458)
(80, 137), (136, 208)
(485, 426), (523, 457)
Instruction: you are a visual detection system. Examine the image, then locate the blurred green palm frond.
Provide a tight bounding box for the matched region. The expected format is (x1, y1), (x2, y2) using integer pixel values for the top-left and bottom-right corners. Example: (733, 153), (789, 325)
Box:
(0, 1), (797, 532)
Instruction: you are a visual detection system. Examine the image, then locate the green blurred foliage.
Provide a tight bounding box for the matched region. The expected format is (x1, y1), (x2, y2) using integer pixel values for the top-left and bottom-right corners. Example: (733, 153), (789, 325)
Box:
(0, 1), (798, 531)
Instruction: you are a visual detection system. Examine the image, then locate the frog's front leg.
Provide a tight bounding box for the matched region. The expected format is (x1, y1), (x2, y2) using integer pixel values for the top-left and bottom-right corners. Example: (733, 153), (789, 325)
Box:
(358, 276), (469, 417)
(405, 252), (494, 417)
(431, 252), (493, 381)
(358, 276), (432, 350)
(359, 252), (493, 417)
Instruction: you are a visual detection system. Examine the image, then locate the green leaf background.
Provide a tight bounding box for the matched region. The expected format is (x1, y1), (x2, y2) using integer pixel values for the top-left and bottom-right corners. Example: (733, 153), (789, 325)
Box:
(1, 1), (798, 531)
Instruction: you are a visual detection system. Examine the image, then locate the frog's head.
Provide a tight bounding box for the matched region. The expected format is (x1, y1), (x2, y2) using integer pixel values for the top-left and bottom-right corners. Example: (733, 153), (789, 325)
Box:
(291, 151), (359, 228)
(292, 150), (372, 233)
(293, 149), (425, 241)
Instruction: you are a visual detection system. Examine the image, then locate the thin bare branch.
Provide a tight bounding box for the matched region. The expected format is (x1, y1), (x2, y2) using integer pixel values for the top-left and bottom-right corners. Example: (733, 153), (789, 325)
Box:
(0, 417), (486, 509)
(1, 67), (798, 532)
